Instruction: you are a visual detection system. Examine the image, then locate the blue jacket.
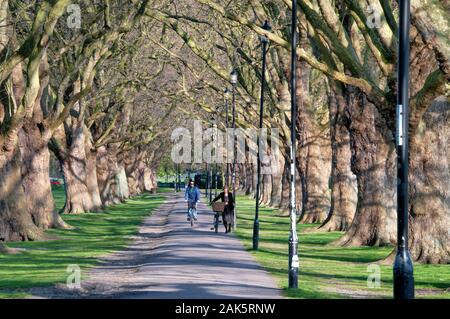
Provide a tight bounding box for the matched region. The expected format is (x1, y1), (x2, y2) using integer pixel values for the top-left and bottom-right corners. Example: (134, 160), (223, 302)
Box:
(185, 186), (200, 202)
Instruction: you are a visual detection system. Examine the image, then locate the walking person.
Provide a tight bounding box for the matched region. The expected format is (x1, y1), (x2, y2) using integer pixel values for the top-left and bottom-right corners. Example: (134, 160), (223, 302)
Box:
(185, 179), (200, 221)
(211, 186), (235, 233)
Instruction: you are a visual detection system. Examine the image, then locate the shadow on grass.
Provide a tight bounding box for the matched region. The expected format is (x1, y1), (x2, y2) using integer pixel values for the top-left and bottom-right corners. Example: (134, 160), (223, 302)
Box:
(0, 191), (165, 296)
(235, 195), (450, 299)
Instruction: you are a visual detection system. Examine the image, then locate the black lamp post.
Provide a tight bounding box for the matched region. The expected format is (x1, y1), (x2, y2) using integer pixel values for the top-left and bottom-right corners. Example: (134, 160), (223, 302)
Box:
(214, 111), (218, 198)
(205, 163), (209, 197)
(393, 0), (414, 300)
(288, 0), (299, 289)
(253, 20), (271, 251)
(209, 115), (214, 203)
(230, 69), (238, 230)
(209, 166), (213, 203)
(224, 88), (230, 187)
(177, 163), (181, 192)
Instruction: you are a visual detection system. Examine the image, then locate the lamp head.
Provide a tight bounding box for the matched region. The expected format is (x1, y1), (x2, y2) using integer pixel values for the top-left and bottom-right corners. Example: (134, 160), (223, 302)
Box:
(260, 20), (271, 44)
(230, 69), (238, 85)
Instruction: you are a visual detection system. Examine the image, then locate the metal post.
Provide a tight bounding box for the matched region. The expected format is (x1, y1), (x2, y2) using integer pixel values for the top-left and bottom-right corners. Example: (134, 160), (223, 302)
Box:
(209, 166), (213, 203)
(253, 21), (270, 251)
(225, 89), (230, 188)
(288, 0), (299, 289)
(214, 167), (218, 197)
(393, 0), (414, 300)
(177, 164), (181, 192)
(214, 111), (218, 197)
(205, 163), (209, 197)
(231, 71), (237, 230)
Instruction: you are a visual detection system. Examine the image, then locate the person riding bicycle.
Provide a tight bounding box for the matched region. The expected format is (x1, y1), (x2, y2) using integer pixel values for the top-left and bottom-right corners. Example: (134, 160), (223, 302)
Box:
(185, 179), (200, 221)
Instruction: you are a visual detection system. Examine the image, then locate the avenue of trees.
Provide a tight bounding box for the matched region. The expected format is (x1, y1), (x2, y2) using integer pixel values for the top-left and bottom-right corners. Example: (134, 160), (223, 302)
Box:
(0, 0), (183, 249)
(0, 1), (449, 265)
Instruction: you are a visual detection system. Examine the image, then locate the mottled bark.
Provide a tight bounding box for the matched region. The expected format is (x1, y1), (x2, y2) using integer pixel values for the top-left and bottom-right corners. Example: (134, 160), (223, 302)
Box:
(278, 155), (291, 215)
(245, 163), (253, 195)
(86, 142), (103, 210)
(296, 58), (331, 224)
(0, 6), (42, 240)
(18, 57), (67, 229)
(117, 165), (130, 198)
(125, 151), (147, 196)
(97, 147), (130, 205)
(146, 167), (156, 194)
(320, 85), (357, 232)
(19, 121), (67, 229)
(409, 97), (450, 263)
(336, 93), (397, 246)
(0, 147), (42, 241)
(270, 152), (284, 207)
(61, 125), (95, 214)
(97, 146), (119, 205)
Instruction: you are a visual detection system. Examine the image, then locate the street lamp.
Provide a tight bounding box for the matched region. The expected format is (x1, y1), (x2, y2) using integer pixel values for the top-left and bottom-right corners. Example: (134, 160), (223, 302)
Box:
(288, 0), (299, 289)
(205, 163), (209, 197)
(224, 88), (230, 187)
(214, 113), (219, 198)
(209, 115), (214, 203)
(209, 165), (213, 202)
(253, 20), (271, 251)
(393, 0), (414, 299)
(177, 163), (181, 192)
(230, 69), (238, 230)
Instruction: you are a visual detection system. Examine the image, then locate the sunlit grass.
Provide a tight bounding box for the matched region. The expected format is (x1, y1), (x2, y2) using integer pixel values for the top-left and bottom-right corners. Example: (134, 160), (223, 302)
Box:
(0, 187), (165, 298)
(234, 195), (450, 299)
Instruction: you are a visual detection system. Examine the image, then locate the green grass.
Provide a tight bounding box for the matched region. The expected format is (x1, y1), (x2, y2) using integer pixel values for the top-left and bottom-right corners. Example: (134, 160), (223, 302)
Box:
(156, 186), (177, 193)
(0, 187), (165, 298)
(234, 195), (450, 299)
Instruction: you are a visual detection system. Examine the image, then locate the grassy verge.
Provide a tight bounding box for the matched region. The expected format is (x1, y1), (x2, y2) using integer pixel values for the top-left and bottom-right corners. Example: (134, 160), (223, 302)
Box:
(234, 195), (450, 299)
(156, 186), (177, 193)
(0, 187), (165, 298)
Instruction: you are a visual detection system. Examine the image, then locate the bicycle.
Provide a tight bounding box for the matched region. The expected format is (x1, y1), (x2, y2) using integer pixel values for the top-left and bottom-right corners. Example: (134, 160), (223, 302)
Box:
(211, 201), (225, 233)
(187, 201), (197, 227)
(213, 212), (220, 233)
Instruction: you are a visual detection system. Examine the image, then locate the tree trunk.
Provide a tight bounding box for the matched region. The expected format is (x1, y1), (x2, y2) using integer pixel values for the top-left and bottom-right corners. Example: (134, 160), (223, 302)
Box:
(262, 174), (272, 206)
(245, 163), (253, 196)
(149, 167), (158, 194)
(296, 58), (331, 224)
(270, 153), (284, 207)
(409, 97), (450, 263)
(97, 146), (118, 205)
(335, 93), (397, 246)
(19, 122), (68, 229)
(319, 85), (357, 232)
(278, 157), (291, 215)
(0, 8), (42, 240)
(61, 126), (95, 214)
(125, 151), (146, 196)
(143, 167), (154, 193)
(116, 165), (130, 199)
(85, 141), (103, 211)
(0, 147), (43, 241)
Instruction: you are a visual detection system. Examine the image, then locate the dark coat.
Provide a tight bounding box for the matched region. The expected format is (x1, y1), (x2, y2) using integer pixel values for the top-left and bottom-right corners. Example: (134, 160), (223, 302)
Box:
(212, 192), (234, 224)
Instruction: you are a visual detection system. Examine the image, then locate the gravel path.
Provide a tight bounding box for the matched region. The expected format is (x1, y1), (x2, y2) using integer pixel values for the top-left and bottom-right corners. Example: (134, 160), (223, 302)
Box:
(30, 192), (282, 299)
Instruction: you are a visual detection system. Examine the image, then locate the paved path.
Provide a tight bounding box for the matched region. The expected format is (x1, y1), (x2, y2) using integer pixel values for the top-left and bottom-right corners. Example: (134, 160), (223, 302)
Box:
(31, 192), (282, 299)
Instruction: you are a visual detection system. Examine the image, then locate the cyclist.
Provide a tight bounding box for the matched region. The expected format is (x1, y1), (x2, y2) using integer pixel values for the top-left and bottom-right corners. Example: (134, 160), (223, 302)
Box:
(184, 179), (200, 221)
